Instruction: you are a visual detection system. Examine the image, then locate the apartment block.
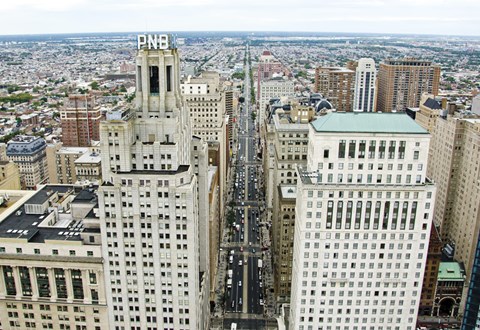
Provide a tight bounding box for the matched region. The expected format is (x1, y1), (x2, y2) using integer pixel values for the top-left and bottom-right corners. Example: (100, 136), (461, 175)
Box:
(0, 185), (108, 330)
(98, 35), (209, 330)
(353, 58), (377, 112)
(377, 59), (440, 113)
(61, 95), (102, 147)
(6, 135), (48, 190)
(256, 50), (285, 101)
(290, 112), (435, 330)
(315, 67), (355, 112)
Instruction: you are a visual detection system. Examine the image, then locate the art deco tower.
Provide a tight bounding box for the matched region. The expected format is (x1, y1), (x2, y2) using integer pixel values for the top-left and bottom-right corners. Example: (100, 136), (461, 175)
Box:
(98, 35), (209, 330)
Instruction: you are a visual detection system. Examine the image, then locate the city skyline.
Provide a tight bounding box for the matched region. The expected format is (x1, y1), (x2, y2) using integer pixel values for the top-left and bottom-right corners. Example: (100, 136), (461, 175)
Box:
(1, 0), (480, 37)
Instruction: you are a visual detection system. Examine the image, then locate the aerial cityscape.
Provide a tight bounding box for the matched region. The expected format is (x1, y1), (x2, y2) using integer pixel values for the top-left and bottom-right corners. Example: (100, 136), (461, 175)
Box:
(0, 1), (479, 330)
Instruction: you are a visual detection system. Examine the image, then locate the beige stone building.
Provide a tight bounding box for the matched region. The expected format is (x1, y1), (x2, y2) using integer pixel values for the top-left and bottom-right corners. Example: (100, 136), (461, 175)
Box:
(182, 71), (229, 223)
(264, 102), (316, 303)
(314, 67), (355, 112)
(422, 112), (480, 311)
(0, 185), (108, 330)
(377, 59), (441, 112)
(75, 151), (102, 184)
(0, 160), (21, 190)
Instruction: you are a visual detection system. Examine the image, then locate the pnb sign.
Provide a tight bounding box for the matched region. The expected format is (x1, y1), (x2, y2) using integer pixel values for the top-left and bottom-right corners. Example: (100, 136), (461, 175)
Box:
(137, 34), (177, 50)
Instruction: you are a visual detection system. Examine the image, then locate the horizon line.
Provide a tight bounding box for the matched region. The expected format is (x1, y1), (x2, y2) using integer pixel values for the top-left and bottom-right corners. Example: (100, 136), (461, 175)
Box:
(0, 30), (479, 39)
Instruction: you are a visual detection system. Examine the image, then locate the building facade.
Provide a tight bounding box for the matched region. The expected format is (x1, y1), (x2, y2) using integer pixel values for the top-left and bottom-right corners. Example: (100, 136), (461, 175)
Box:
(0, 160), (21, 190)
(98, 35), (209, 330)
(181, 71), (229, 222)
(353, 58), (377, 112)
(315, 67), (355, 112)
(0, 185), (108, 330)
(289, 112), (435, 330)
(6, 135), (48, 190)
(74, 151), (102, 184)
(61, 95), (102, 147)
(259, 78), (295, 127)
(256, 50), (285, 101)
(419, 226), (443, 316)
(269, 105), (312, 303)
(376, 59), (441, 113)
(423, 114), (480, 314)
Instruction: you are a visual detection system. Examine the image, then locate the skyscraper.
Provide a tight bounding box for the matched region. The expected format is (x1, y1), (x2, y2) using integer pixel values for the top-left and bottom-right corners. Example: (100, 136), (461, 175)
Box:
(289, 112), (435, 330)
(376, 59), (440, 112)
(61, 95), (102, 147)
(98, 34), (209, 330)
(353, 58), (377, 112)
(314, 67), (355, 112)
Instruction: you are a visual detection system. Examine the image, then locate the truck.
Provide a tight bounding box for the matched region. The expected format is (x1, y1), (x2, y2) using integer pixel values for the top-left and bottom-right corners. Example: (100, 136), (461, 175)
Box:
(228, 269), (233, 278)
(258, 259), (263, 269)
(227, 279), (232, 289)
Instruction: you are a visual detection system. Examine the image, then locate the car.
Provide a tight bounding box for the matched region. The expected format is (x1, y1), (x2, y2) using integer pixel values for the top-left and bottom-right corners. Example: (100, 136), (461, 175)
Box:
(230, 250), (235, 255)
(252, 227), (255, 231)
(239, 298), (242, 305)
(241, 202), (245, 206)
(239, 260), (243, 266)
(259, 299), (264, 306)
(240, 234), (244, 240)
(240, 246), (244, 252)
(241, 219), (244, 224)
(252, 248), (256, 253)
(232, 300), (235, 308)
(259, 293), (263, 299)
(238, 281), (242, 287)
(259, 281), (263, 288)
(241, 227), (244, 232)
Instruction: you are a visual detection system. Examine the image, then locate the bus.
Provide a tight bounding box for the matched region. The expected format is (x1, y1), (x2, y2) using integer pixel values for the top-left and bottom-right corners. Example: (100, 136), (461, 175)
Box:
(231, 323), (237, 330)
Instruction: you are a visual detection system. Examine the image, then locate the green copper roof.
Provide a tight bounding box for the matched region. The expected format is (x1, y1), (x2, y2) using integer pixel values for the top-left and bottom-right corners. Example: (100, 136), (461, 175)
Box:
(311, 112), (429, 134)
(437, 262), (464, 281)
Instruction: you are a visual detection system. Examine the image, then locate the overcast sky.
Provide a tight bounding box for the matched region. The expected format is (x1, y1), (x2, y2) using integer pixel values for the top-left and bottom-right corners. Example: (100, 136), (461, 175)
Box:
(1, 0), (479, 36)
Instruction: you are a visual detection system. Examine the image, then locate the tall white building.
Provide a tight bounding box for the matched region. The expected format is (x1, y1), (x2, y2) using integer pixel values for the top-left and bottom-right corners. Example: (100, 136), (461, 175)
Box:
(98, 35), (209, 330)
(353, 58), (377, 112)
(290, 112), (436, 330)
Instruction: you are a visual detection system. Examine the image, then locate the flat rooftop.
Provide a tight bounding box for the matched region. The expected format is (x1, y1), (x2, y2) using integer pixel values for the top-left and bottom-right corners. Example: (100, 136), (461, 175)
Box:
(0, 185), (96, 243)
(279, 185), (297, 200)
(311, 112), (429, 134)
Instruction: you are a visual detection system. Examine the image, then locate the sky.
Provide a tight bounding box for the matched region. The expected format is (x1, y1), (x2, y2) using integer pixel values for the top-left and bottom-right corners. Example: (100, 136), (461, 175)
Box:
(1, 0), (479, 36)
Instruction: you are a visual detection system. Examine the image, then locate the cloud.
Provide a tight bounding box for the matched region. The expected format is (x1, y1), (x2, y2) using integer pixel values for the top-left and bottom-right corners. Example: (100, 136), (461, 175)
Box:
(0, 0), (87, 12)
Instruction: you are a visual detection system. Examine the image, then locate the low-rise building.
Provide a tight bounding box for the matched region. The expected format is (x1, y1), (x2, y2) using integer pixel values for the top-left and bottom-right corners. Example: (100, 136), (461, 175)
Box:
(433, 262), (465, 317)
